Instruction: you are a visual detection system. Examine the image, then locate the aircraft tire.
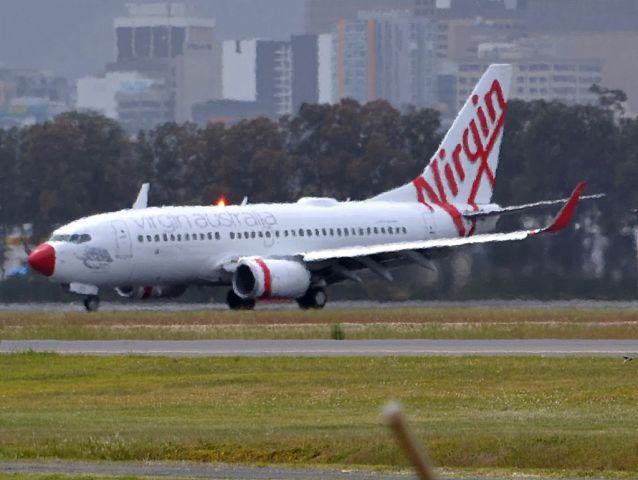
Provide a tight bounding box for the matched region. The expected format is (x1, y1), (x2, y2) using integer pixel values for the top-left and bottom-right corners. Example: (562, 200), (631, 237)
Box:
(226, 290), (256, 311)
(297, 287), (327, 310)
(83, 295), (100, 312)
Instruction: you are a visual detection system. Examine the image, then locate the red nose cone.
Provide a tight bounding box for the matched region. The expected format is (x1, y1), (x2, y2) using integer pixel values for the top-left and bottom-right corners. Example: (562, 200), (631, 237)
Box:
(28, 243), (56, 277)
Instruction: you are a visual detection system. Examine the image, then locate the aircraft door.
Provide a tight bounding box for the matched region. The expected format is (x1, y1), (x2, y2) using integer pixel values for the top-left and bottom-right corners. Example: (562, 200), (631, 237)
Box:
(422, 212), (436, 238)
(111, 220), (133, 259)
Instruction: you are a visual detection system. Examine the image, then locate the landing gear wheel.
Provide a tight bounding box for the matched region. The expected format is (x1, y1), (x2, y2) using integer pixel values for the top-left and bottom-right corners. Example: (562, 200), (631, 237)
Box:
(297, 287), (327, 310)
(83, 295), (100, 312)
(226, 290), (256, 311)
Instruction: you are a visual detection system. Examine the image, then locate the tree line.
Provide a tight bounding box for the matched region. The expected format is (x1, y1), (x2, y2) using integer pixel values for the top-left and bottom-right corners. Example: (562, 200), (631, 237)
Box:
(1, 96), (638, 299)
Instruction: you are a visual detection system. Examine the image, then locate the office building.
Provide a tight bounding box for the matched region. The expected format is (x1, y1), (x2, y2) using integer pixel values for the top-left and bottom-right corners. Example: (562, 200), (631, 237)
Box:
(333, 11), (437, 108)
(107, 3), (222, 129)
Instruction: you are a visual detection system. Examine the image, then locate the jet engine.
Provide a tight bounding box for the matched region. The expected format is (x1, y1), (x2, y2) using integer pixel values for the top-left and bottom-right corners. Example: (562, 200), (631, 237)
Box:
(232, 258), (311, 299)
(115, 285), (187, 300)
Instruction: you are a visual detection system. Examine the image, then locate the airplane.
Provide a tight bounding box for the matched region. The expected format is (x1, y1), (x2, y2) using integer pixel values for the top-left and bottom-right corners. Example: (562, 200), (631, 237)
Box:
(27, 64), (601, 311)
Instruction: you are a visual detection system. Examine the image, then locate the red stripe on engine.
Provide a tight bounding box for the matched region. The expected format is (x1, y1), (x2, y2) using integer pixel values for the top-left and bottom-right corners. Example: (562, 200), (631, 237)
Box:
(142, 286), (153, 299)
(254, 258), (272, 298)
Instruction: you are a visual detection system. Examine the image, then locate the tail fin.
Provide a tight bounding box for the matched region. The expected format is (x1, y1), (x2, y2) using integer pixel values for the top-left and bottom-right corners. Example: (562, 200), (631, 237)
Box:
(372, 64), (512, 208)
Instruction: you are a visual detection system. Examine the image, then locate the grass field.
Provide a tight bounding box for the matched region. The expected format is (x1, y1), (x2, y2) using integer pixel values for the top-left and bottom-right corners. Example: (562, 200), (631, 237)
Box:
(2, 308), (638, 340)
(1, 353), (637, 475)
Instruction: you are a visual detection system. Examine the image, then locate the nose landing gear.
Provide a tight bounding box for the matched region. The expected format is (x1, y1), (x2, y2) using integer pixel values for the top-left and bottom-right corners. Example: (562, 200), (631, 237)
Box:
(83, 295), (100, 312)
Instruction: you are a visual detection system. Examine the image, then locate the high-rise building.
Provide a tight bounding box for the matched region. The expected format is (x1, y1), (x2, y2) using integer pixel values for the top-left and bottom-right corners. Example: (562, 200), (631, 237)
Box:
(305, 0), (413, 34)
(107, 3), (222, 129)
(333, 12), (437, 108)
(452, 56), (603, 112)
(217, 34), (328, 119)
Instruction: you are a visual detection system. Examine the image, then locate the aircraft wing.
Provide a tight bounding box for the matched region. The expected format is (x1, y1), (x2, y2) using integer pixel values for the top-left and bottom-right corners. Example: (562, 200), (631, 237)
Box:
(301, 182), (586, 264)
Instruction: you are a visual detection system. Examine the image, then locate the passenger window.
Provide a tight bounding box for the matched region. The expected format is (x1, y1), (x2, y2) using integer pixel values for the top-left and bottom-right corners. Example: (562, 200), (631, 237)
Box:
(170, 234), (175, 241)
(380, 227), (386, 234)
(258, 231), (263, 238)
(315, 229), (320, 236)
(155, 234), (160, 242)
(359, 228), (364, 235)
(251, 231), (256, 239)
(344, 229), (349, 237)
(373, 227), (379, 234)
(330, 228), (334, 236)
(388, 227), (393, 234)
(215, 232), (221, 240)
(337, 228), (342, 236)
(185, 233), (190, 241)
(367, 227), (372, 235)
(275, 231), (280, 238)
(351, 228), (356, 235)
(307, 229), (312, 237)
(207, 232), (212, 240)
(236, 233), (242, 241)
(322, 228), (327, 236)
(177, 234), (182, 241)
(230, 232), (235, 239)
(403, 227), (407, 234)
(292, 230), (297, 237)
(299, 229), (304, 237)
(138, 235), (143, 243)
(284, 230), (289, 237)
(163, 234), (168, 241)
(146, 235), (152, 242)
(265, 231), (271, 238)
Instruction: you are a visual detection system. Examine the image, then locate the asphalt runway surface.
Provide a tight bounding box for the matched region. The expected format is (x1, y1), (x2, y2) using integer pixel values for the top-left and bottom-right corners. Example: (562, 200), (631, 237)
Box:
(4, 299), (638, 312)
(2, 339), (637, 357)
(0, 461), (582, 480)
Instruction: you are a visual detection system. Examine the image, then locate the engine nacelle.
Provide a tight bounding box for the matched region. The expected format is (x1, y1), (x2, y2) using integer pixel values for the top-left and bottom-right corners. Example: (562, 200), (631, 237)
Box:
(232, 258), (311, 299)
(115, 285), (187, 300)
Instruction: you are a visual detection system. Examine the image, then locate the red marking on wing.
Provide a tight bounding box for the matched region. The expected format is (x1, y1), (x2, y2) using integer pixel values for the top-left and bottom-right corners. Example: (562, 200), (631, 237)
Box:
(543, 182), (586, 234)
(255, 258), (272, 298)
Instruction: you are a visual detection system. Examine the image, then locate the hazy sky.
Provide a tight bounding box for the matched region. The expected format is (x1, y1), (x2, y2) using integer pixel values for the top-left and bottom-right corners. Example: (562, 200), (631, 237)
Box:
(0, 0), (305, 79)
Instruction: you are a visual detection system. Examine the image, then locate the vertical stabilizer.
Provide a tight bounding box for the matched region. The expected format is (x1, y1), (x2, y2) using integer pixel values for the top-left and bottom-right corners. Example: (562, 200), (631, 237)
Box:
(372, 64), (512, 212)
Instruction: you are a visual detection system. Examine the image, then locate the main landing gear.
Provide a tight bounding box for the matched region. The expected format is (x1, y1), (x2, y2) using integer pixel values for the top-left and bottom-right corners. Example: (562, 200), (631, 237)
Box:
(226, 290), (256, 311)
(225, 287), (327, 310)
(83, 295), (100, 312)
(297, 287), (327, 310)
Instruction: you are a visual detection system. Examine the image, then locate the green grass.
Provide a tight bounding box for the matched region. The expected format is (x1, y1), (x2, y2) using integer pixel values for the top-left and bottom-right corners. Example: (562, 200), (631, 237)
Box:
(1, 353), (637, 474)
(2, 308), (638, 340)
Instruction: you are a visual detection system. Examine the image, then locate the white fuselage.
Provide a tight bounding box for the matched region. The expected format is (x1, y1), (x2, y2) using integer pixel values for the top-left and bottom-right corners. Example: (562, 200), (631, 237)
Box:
(46, 198), (483, 288)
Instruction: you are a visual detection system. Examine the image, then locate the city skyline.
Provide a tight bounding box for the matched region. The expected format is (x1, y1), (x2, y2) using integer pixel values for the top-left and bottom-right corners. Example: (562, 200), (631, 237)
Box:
(0, 0), (304, 80)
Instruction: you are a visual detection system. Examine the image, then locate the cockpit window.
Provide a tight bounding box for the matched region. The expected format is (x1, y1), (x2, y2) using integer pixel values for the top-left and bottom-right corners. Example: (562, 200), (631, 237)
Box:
(50, 233), (91, 243)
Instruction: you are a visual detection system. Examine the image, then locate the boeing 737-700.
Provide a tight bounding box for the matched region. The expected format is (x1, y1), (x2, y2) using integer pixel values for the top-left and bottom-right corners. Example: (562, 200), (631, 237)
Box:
(27, 64), (599, 311)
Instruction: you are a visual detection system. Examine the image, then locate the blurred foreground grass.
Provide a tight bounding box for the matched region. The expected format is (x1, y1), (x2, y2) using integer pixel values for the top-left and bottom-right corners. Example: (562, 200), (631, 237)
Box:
(1, 353), (637, 473)
(2, 308), (638, 340)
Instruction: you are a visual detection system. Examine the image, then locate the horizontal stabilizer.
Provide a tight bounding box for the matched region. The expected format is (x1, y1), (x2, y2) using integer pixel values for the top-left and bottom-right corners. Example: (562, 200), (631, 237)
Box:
(463, 190), (603, 219)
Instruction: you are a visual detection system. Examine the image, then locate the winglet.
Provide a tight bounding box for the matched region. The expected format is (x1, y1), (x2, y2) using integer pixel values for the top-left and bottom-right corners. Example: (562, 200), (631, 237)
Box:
(542, 182), (586, 233)
(132, 183), (150, 210)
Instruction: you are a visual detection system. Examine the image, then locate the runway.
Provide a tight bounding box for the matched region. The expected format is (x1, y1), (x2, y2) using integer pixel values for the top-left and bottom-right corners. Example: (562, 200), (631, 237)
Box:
(0, 460), (505, 480)
(2, 339), (637, 357)
(4, 299), (638, 312)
